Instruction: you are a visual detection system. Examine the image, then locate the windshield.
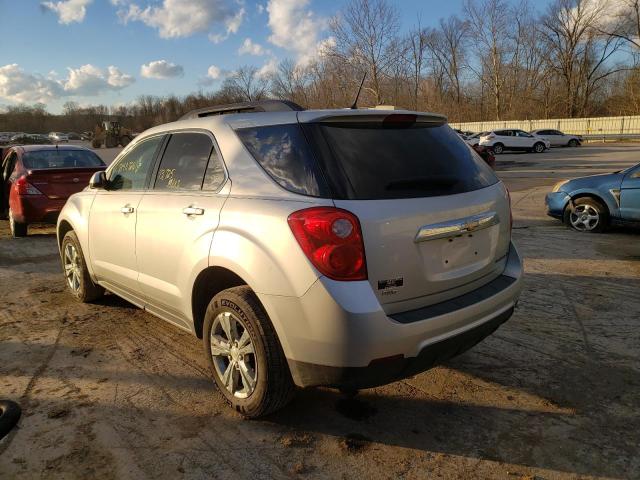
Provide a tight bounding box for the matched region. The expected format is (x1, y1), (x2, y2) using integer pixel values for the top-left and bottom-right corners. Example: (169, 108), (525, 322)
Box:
(23, 150), (105, 169)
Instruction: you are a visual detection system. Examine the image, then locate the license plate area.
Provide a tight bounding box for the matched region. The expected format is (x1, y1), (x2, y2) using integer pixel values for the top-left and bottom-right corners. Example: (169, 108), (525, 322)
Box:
(419, 227), (498, 281)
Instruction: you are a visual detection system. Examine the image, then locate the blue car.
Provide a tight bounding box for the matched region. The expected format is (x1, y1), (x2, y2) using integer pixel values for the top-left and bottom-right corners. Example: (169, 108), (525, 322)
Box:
(545, 162), (640, 232)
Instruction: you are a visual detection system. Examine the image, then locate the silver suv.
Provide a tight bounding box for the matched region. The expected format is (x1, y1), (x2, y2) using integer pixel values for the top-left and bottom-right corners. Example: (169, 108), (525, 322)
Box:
(57, 101), (523, 417)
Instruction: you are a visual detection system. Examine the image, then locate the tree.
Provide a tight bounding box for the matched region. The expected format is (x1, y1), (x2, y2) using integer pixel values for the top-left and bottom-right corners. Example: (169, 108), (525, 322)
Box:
(329, 0), (402, 105)
(221, 65), (268, 102)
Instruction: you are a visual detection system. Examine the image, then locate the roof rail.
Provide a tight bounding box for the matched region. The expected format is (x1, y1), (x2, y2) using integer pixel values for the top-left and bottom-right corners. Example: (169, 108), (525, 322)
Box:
(179, 99), (305, 120)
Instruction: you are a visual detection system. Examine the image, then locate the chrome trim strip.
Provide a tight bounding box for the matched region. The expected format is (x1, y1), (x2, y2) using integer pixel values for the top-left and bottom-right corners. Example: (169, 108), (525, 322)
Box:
(414, 211), (500, 242)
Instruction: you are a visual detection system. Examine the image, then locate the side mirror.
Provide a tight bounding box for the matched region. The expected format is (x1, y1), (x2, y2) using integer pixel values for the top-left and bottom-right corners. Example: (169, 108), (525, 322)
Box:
(89, 171), (107, 189)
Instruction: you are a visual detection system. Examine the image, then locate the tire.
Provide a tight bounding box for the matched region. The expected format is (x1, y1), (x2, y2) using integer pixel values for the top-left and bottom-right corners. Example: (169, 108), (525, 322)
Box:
(105, 136), (118, 149)
(0, 400), (21, 439)
(563, 197), (608, 233)
(492, 143), (504, 154)
(8, 208), (27, 237)
(61, 231), (105, 302)
(203, 285), (294, 418)
(533, 142), (545, 153)
(119, 136), (131, 147)
(568, 138), (578, 147)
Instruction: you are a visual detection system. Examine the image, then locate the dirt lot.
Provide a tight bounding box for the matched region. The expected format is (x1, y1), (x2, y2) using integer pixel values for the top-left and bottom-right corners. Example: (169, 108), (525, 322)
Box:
(1, 145), (639, 479)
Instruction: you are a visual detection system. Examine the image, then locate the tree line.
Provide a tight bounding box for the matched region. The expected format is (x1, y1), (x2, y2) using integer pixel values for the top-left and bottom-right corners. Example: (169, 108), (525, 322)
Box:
(3, 0), (640, 134)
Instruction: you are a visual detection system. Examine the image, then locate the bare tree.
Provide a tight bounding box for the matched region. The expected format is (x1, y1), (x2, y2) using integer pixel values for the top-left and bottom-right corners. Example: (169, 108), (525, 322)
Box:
(329, 0), (401, 105)
(222, 65), (268, 102)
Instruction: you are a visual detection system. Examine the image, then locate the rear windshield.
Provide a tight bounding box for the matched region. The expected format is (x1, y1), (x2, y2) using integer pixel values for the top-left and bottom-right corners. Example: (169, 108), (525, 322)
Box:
(22, 150), (105, 169)
(235, 122), (498, 199)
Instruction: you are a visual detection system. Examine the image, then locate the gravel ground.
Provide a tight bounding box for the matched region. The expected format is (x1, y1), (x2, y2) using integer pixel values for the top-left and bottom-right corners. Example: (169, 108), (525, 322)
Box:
(0, 145), (639, 479)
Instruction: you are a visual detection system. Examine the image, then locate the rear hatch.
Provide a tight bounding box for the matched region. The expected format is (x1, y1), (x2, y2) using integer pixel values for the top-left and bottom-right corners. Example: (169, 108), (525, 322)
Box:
(232, 110), (512, 314)
(298, 111), (511, 313)
(22, 149), (105, 199)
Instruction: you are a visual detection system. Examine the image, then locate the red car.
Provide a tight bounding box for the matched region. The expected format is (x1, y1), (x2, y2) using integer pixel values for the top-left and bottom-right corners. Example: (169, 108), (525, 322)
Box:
(472, 144), (496, 169)
(1, 145), (105, 237)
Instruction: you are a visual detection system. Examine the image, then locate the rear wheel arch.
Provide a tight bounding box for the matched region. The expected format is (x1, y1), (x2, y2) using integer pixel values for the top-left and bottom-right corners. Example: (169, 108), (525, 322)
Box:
(191, 266), (248, 338)
(58, 219), (74, 249)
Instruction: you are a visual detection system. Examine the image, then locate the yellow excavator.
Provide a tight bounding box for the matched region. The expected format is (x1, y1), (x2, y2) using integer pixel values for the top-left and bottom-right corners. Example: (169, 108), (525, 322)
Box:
(91, 121), (133, 148)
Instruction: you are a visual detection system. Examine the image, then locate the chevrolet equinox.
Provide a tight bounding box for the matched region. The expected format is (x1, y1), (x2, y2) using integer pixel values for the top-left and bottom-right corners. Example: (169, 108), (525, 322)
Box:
(57, 100), (523, 417)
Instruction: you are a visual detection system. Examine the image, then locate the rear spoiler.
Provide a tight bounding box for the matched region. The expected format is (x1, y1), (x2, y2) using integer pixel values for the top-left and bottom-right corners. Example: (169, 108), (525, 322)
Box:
(297, 111), (447, 126)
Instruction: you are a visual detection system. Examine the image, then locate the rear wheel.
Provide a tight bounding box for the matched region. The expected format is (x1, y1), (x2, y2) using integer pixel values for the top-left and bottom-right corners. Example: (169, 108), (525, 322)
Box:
(533, 142), (545, 153)
(492, 143), (504, 154)
(8, 208), (27, 237)
(203, 286), (294, 418)
(564, 197), (608, 233)
(568, 138), (578, 147)
(61, 231), (105, 302)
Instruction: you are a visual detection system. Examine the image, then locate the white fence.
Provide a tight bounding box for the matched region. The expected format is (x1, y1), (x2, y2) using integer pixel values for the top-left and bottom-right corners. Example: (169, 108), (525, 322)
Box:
(449, 115), (640, 136)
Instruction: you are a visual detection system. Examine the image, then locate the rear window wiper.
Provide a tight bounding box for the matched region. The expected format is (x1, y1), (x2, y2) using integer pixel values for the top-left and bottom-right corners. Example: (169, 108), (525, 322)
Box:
(385, 176), (458, 191)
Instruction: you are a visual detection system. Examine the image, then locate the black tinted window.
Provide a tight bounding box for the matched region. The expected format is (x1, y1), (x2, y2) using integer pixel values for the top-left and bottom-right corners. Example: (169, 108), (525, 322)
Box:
(22, 150), (104, 169)
(109, 136), (163, 191)
(235, 124), (328, 197)
(154, 133), (213, 191)
(309, 123), (498, 200)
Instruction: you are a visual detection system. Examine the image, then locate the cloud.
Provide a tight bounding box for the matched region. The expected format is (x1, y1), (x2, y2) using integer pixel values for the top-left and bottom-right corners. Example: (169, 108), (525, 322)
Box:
(266, 0), (328, 64)
(257, 58), (278, 78)
(140, 60), (184, 79)
(63, 64), (135, 95)
(238, 38), (267, 56)
(41, 0), (92, 24)
(119, 0), (242, 40)
(0, 63), (135, 104)
(208, 6), (245, 43)
(207, 65), (222, 80)
(198, 65), (226, 86)
(0, 64), (63, 103)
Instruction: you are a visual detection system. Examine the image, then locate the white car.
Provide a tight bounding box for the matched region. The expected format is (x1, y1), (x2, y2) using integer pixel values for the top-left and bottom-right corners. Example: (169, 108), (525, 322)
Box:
(464, 132), (488, 147)
(530, 129), (582, 147)
(479, 129), (550, 154)
(48, 132), (69, 143)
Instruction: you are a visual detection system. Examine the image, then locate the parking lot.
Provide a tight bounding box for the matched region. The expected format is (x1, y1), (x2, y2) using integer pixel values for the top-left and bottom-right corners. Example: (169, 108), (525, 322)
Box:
(1, 144), (639, 479)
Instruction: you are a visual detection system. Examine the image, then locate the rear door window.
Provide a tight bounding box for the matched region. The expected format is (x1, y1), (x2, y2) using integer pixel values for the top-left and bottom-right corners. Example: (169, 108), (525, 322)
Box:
(153, 132), (215, 191)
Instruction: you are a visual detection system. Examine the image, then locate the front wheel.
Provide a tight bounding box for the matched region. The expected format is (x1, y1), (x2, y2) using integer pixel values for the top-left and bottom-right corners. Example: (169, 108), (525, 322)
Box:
(564, 197), (608, 233)
(8, 208), (27, 237)
(61, 231), (105, 302)
(203, 286), (294, 418)
(492, 143), (504, 154)
(533, 142), (545, 153)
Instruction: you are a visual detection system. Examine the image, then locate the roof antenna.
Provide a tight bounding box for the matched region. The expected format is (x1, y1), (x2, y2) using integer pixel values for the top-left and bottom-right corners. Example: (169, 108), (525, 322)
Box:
(350, 71), (367, 109)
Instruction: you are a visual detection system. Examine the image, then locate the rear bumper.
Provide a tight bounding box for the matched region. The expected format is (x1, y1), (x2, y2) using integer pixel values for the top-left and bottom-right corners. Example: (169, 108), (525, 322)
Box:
(259, 241), (523, 388)
(289, 306), (513, 389)
(545, 192), (570, 219)
(11, 195), (65, 224)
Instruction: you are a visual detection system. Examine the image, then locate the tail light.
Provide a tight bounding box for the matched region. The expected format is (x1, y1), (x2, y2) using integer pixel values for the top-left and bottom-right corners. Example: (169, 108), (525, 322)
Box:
(15, 176), (43, 195)
(288, 207), (367, 281)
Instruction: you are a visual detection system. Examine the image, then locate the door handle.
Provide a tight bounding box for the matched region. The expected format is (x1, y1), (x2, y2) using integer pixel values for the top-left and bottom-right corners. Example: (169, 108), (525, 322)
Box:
(120, 205), (134, 214)
(183, 206), (204, 216)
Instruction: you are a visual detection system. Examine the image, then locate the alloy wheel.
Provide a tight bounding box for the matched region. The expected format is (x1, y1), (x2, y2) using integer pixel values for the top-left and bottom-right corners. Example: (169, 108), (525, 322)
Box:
(210, 311), (257, 398)
(570, 204), (600, 231)
(63, 243), (82, 292)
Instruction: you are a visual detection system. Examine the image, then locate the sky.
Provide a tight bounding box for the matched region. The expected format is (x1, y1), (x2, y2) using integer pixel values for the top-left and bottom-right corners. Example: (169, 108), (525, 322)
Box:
(0, 0), (551, 113)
